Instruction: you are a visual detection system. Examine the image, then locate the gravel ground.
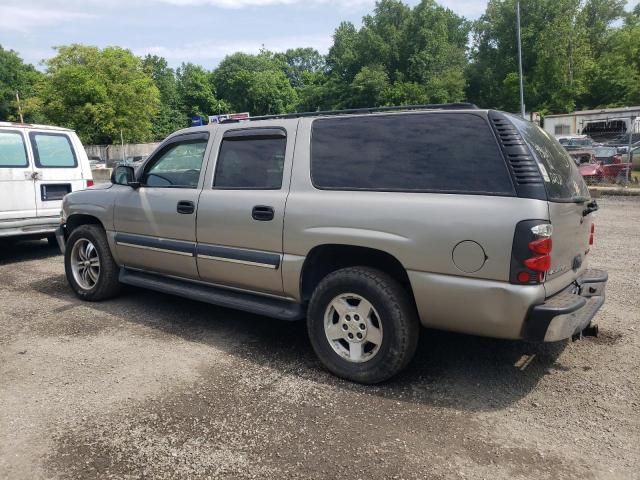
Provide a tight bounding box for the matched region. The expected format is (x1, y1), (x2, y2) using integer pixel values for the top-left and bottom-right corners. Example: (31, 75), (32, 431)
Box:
(1, 196), (639, 480)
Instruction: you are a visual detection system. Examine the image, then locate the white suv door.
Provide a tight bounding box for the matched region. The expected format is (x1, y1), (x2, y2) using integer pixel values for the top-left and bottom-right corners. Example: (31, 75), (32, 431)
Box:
(28, 130), (88, 219)
(0, 129), (37, 223)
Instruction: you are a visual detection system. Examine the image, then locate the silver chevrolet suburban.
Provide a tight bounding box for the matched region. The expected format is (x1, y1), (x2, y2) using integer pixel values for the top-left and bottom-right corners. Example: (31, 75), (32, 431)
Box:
(56, 104), (607, 383)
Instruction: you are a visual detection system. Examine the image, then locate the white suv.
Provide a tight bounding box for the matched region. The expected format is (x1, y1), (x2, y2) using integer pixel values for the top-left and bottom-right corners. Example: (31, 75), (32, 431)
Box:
(0, 122), (93, 243)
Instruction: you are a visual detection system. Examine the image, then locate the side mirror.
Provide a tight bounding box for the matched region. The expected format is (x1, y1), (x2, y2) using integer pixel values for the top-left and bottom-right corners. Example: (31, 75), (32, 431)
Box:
(111, 165), (140, 188)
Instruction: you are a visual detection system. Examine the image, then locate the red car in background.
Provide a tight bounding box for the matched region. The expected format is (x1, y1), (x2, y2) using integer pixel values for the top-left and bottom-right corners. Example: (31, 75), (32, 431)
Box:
(577, 146), (632, 183)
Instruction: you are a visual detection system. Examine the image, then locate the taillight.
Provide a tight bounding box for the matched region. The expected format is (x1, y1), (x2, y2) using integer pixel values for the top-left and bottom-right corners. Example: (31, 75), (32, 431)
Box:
(528, 237), (552, 255)
(589, 223), (595, 246)
(524, 254), (551, 272)
(510, 221), (553, 285)
(86, 180), (94, 188)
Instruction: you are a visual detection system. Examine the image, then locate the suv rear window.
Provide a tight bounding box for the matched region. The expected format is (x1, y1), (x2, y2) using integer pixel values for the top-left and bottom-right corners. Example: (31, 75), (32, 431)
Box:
(311, 113), (514, 195)
(509, 115), (590, 202)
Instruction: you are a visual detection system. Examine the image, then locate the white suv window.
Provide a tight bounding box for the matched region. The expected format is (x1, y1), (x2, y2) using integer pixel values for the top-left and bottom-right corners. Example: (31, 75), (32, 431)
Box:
(29, 132), (77, 168)
(0, 131), (28, 168)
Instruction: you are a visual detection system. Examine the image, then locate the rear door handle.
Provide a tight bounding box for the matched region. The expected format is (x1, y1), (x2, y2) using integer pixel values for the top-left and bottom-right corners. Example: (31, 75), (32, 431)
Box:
(252, 205), (274, 221)
(177, 200), (195, 214)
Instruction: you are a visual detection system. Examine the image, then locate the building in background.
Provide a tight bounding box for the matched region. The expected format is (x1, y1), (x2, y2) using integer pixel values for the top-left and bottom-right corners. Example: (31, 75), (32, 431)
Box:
(543, 106), (640, 142)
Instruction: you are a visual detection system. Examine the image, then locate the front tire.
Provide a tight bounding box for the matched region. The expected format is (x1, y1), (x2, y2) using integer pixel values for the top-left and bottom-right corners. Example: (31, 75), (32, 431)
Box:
(307, 267), (419, 384)
(64, 224), (121, 301)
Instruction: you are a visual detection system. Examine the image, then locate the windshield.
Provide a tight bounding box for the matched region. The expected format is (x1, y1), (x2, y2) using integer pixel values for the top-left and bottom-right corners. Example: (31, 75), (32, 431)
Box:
(560, 138), (592, 148)
(594, 147), (617, 160)
(509, 115), (590, 202)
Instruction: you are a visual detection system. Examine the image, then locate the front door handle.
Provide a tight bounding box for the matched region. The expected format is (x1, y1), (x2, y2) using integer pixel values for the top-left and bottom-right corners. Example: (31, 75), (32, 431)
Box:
(177, 200), (195, 214)
(252, 205), (274, 221)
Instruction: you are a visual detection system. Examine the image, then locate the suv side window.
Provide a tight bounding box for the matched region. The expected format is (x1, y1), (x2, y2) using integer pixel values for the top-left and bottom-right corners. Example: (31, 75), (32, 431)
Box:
(311, 113), (514, 195)
(0, 131), (28, 167)
(141, 139), (208, 188)
(214, 130), (286, 190)
(29, 132), (77, 168)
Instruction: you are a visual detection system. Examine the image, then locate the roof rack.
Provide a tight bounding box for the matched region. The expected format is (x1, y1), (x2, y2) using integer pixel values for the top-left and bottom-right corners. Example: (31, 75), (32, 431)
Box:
(246, 103), (478, 121)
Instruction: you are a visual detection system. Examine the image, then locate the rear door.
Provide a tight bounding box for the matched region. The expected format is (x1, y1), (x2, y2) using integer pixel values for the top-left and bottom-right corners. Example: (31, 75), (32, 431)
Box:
(511, 116), (593, 296)
(196, 121), (297, 296)
(0, 128), (37, 222)
(28, 130), (87, 219)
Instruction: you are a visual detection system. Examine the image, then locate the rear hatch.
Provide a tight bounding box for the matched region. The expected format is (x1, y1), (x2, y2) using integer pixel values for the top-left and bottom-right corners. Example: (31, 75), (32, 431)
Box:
(510, 117), (593, 296)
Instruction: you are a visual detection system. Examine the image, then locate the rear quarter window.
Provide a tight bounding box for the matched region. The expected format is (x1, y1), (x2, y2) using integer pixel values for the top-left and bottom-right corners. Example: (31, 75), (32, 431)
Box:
(311, 113), (514, 195)
(508, 115), (590, 202)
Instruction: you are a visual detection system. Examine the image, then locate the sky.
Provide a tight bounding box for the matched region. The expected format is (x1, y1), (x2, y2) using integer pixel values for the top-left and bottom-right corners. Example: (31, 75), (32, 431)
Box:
(1, 0), (638, 70)
(0, 0), (489, 69)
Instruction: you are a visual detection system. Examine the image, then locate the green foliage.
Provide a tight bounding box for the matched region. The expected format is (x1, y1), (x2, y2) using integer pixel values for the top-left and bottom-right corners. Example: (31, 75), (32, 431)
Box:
(142, 55), (187, 139)
(467, 0), (629, 114)
(326, 0), (469, 108)
(0, 46), (42, 122)
(3, 0), (640, 144)
(35, 45), (160, 144)
(177, 62), (228, 118)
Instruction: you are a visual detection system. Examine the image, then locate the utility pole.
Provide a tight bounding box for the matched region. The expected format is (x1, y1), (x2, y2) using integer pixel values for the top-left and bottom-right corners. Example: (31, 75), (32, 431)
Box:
(15, 92), (24, 123)
(627, 116), (636, 185)
(516, 1), (526, 119)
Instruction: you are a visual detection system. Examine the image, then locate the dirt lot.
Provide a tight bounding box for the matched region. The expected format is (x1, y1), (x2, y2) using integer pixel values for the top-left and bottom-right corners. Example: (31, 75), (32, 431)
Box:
(1, 197), (639, 480)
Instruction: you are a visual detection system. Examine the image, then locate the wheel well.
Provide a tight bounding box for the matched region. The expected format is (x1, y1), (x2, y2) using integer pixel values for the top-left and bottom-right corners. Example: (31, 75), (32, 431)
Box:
(66, 214), (104, 234)
(300, 244), (414, 302)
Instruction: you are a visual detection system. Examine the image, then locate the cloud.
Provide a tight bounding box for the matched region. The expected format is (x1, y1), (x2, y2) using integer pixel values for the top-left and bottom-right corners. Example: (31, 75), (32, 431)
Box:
(0, 5), (95, 32)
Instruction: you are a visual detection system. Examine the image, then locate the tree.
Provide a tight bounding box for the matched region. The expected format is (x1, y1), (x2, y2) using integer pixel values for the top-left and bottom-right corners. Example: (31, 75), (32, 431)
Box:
(275, 48), (326, 88)
(350, 65), (389, 107)
(142, 55), (186, 139)
(467, 0), (630, 113)
(35, 45), (160, 144)
(0, 46), (42, 122)
(325, 0), (469, 108)
(585, 21), (640, 107)
(176, 62), (227, 118)
(212, 51), (297, 115)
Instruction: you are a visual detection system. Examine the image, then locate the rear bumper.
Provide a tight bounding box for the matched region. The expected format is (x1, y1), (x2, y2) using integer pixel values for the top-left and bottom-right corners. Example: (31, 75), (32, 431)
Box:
(523, 269), (608, 342)
(0, 216), (59, 238)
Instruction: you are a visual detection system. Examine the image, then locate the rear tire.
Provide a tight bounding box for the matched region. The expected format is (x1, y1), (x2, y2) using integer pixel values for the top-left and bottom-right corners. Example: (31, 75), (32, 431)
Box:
(64, 224), (121, 301)
(307, 267), (419, 384)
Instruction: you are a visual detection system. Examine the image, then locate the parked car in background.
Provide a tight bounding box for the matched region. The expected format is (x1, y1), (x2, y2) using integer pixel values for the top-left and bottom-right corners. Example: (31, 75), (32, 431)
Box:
(55, 105), (606, 383)
(568, 149), (595, 166)
(0, 122), (93, 244)
(89, 159), (107, 169)
(606, 133), (640, 151)
(557, 135), (596, 151)
(577, 146), (632, 184)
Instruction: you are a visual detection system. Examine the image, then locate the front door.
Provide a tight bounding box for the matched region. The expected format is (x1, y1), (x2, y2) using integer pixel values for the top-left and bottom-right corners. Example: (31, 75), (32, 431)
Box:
(113, 132), (210, 279)
(28, 130), (86, 219)
(0, 129), (37, 222)
(196, 122), (298, 296)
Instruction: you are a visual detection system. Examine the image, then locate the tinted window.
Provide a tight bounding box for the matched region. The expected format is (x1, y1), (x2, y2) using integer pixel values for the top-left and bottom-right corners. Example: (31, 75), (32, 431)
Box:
(214, 136), (286, 189)
(509, 115), (590, 202)
(311, 113), (513, 194)
(0, 131), (28, 167)
(143, 140), (207, 188)
(30, 133), (77, 168)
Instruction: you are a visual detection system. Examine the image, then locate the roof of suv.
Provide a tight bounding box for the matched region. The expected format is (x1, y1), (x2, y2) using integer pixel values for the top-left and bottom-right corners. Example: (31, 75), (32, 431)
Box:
(0, 122), (73, 132)
(173, 103), (488, 137)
